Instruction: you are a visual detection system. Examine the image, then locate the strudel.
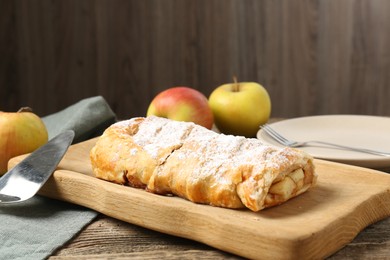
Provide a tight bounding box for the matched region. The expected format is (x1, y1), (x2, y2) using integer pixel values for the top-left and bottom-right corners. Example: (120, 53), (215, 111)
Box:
(90, 116), (317, 212)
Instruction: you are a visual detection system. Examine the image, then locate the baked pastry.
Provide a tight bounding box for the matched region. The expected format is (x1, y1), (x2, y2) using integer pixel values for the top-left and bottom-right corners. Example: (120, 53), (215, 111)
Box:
(90, 116), (317, 212)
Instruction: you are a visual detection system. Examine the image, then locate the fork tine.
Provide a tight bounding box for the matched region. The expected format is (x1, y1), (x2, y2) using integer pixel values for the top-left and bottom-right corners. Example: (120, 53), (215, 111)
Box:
(260, 124), (281, 142)
(261, 124), (290, 145)
(266, 125), (289, 142)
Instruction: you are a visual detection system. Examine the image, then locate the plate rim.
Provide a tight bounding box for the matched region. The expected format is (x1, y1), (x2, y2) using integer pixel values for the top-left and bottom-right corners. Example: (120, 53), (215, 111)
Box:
(257, 114), (390, 169)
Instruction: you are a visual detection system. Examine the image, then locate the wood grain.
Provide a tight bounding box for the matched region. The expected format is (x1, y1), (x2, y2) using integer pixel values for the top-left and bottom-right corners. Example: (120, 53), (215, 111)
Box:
(1, 1), (390, 119)
(8, 138), (390, 259)
(49, 214), (390, 259)
(50, 215), (241, 259)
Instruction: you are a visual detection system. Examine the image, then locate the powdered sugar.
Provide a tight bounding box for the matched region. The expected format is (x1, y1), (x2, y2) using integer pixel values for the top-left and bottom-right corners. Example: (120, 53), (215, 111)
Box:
(127, 117), (301, 186)
(93, 116), (316, 211)
(132, 116), (194, 159)
(130, 148), (138, 156)
(113, 117), (139, 128)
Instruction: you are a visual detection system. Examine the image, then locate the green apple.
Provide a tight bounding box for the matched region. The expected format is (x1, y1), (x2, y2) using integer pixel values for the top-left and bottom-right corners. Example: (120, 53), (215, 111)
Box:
(209, 81), (271, 137)
(0, 107), (48, 175)
(147, 87), (214, 129)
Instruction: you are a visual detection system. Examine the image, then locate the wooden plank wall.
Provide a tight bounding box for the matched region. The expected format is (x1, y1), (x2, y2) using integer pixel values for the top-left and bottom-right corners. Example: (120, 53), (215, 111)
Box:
(1, 0), (390, 120)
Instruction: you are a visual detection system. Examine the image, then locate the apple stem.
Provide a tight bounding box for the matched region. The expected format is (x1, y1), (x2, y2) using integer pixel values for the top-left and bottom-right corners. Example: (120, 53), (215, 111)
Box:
(233, 76), (240, 92)
(17, 107), (33, 113)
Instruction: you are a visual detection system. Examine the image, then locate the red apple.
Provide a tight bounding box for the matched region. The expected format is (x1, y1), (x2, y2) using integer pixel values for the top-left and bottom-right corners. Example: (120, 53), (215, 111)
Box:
(146, 87), (214, 129)
(0, 107), (48, 175)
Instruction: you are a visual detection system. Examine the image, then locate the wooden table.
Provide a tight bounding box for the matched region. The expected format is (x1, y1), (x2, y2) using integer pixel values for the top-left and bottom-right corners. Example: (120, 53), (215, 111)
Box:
(50, 212), (390, 259)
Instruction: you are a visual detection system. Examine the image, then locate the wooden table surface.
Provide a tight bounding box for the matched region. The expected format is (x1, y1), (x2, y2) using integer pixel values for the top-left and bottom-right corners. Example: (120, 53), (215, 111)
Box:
(50, 212), (390, 259)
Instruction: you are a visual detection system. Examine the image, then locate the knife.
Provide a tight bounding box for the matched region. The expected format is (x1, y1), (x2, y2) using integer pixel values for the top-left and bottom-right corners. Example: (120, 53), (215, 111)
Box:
(0, 130), (75, 204)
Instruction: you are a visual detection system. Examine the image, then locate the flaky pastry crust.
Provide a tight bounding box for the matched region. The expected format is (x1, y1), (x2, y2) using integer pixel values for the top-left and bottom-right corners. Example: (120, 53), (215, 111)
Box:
(90, 116), (317, 212)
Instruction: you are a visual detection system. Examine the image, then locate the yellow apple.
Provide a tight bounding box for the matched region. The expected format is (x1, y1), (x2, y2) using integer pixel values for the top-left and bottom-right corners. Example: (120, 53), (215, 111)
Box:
(147, 87), (214, 129)
(0, 107), (48, 175)
(209, 81), (271, 137)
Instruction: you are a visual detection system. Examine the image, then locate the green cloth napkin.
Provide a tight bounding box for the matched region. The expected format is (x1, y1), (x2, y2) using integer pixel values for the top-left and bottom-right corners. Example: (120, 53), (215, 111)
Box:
(43, 96), (117, 143)
(0, 96), (116, 260)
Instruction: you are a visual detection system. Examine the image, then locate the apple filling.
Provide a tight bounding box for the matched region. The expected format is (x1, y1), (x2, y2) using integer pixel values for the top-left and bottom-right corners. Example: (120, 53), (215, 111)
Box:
(264, 168), (306, 207)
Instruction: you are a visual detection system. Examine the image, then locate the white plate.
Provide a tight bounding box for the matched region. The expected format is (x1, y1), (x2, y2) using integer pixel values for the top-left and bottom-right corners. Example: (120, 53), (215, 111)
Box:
(257, 115), (390, 169)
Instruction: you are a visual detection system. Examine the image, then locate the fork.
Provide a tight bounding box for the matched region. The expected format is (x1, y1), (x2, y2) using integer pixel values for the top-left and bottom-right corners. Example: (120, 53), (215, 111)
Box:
(260, 124), (390, 157)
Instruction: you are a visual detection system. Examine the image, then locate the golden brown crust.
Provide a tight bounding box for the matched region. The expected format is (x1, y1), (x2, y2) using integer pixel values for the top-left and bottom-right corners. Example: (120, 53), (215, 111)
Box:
(90, 116), (317, 212)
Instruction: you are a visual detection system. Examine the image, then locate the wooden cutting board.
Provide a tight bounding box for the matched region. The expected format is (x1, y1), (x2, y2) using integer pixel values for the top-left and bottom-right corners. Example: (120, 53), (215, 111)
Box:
(8, 138), (390, 259)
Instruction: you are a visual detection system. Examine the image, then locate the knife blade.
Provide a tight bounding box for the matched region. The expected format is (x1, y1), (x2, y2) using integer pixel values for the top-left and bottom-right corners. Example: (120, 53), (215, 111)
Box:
(0, 130), (75, 203)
